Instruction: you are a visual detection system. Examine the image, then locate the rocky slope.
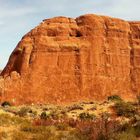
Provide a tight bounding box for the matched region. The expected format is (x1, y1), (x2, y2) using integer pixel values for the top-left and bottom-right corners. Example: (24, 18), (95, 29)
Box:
(0, 14), (140, 105)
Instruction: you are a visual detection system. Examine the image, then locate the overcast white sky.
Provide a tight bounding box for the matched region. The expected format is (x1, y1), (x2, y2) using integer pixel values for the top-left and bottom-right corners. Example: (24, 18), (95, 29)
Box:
(0, 0), (140, 69)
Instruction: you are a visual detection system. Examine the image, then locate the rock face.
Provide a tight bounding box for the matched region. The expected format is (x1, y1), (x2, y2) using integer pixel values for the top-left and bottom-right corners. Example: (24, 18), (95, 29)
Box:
(0, 14), (140, 105)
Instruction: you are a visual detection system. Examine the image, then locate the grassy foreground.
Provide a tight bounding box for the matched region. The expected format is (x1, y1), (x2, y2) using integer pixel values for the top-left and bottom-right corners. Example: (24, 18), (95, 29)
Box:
(0, 96), (140, 140)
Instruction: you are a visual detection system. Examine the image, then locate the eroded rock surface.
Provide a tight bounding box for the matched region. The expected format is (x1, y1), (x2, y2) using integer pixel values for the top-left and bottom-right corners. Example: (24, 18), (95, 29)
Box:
(0, 14), (140, 105)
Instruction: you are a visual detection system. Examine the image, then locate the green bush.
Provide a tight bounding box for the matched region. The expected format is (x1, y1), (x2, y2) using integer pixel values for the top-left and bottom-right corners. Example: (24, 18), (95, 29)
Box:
(40, 111), (50, 120)
(108, 95), (122, 102)
(1, 101), (11, 107)
(114, 101), (137, 117)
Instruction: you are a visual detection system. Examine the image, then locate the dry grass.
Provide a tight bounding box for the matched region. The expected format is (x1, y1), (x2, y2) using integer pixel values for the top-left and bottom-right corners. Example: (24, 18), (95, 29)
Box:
(0, 98), (139, 140)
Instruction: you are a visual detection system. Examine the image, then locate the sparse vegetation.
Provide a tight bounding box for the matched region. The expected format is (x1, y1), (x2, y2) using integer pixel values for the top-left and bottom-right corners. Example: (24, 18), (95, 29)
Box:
(79, 112), (96, 120)
(0, 99), (139, 140)
(108, 95), (122, 102)
(113, 101), (137, 117)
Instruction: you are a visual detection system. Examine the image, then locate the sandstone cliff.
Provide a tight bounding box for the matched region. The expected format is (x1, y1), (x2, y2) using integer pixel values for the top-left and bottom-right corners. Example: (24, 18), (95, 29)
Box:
(0, 14), (140, 105)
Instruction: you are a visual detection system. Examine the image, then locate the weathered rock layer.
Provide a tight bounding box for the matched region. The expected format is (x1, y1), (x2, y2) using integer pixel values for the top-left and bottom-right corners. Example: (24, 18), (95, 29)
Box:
(0, 14), (140, 105)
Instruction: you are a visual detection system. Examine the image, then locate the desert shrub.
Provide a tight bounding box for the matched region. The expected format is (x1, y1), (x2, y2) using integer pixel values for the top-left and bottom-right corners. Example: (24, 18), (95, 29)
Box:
(17, 107), (32, 117)
(75, 119), (119, 140)
(79, 112), (96, 120)
(67, 104), (84, 112)
(108, 95), (122, 102)
(1, 101), (11, 107)
(40, 111), (50, 120)
(113, 101), (137, 117)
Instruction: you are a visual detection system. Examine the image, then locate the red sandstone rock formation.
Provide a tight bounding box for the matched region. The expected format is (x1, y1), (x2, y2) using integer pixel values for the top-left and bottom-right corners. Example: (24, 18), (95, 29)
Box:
(0, 14), (140, 105)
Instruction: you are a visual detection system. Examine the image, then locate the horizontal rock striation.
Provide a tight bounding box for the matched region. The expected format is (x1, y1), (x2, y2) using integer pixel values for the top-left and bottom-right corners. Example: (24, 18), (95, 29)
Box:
(0, 14), (140, 105)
